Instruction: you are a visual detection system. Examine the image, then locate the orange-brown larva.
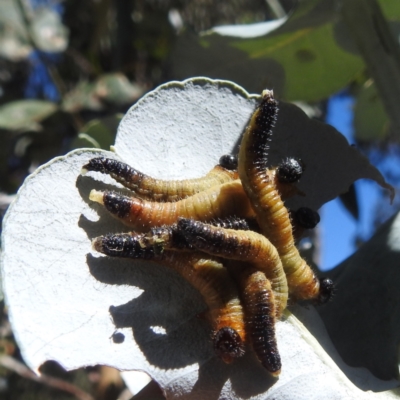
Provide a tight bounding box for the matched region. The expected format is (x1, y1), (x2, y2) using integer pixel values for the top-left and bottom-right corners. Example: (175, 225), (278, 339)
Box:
(177, 218), (288, 318)
(83, 156), (238, 202)
(89, 179), (255, 232)
(238, 90), (334, 303)
(93, 233), (246, 363)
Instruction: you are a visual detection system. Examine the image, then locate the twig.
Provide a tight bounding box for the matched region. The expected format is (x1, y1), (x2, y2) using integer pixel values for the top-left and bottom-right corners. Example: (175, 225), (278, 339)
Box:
(0, 355), (94, 400)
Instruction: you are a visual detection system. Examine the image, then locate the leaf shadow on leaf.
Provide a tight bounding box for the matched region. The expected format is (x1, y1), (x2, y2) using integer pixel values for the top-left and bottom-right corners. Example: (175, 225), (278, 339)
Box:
(76, 174), (277, 397)
(171, 33), (286, 95)
(318, 212), (400, 382)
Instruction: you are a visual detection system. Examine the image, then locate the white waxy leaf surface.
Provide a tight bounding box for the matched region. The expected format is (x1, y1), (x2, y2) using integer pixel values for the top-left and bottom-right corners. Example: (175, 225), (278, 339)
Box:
(1, 78), (396, 399)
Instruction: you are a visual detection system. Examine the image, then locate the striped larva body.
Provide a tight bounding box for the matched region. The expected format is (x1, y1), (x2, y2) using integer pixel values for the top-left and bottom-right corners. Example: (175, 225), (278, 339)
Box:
(238, 90), (333, 303)
(83, 156), (238, 202)
(177, 218), (288, 318)
(140, 217), (251, 252)
(93, 233), (246, 363)
(238, 268), (281, 377)
(89, 179), (255, 232)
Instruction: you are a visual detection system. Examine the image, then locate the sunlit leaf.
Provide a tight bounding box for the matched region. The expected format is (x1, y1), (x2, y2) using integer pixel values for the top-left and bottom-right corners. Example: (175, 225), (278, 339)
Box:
(94, 74), (145, 106)
(171, 1), (364, 101)
(0, 100), (57, 131)
(354, 82), (389, 142)
(62, 81), (103, 113)
(63, 75), (144, 112)
(30, 8), (69, 53)
(0, 0), (31, 60)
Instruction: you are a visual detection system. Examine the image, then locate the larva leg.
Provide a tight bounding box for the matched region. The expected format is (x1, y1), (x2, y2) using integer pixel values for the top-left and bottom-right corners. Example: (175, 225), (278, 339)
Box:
(238, 90), (334, 303)
(89, 179), (255, 232)
(177, 218), (288, 318)
(93, 234), (246, 363)
(82, 155), (238, 201)
(238, 267), (281, 376)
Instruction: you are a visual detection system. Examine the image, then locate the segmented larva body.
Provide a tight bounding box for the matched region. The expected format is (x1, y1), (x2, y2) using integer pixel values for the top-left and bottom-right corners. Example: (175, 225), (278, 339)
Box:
(238, 268), (281, 377)
(93, 234), (245, 363)
(83, 157), (238, 201)
(238, 90), (321, 302)
(177, 218), (288, 318)
(89, 179), (255, 232)
(140, 217), (251, 252)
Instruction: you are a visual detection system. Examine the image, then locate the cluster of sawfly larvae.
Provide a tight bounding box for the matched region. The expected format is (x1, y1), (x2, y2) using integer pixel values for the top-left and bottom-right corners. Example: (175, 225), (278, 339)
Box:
(82, 90), (334, 377)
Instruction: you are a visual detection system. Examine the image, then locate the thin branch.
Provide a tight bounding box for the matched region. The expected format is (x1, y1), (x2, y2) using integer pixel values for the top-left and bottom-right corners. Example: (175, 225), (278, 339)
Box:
(0, 355), (94, 400)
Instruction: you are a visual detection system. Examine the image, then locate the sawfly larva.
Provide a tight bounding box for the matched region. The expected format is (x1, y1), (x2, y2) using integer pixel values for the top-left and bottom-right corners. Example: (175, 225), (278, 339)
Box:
(140, 217), (251, 253)
(89, 179), (255, 232)
(238, 90), (334, 303)
(238, 267), (281, 376)
(83, 155), (238, 201)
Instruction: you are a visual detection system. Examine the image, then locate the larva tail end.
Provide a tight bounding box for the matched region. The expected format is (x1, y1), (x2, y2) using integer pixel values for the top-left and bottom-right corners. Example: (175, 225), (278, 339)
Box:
(213, 327), (245, 363)
(92, 236), (104, 253)
(82, 157), (107, 173)
(269, 368), (281, 378)
(276, 158), (303, 183)
(92, 233), (155, 259)
(81, 167), (88, 175)
(91, 234), (127, 257)
(317, 278), (335, 304)
(262, 89), (274, 101)
(89, 189), (105, 204)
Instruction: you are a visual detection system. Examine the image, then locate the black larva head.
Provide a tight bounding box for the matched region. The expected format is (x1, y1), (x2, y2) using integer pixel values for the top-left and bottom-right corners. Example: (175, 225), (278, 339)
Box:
(293, 207), (320, 229)
(276, 158), (303, 183)
(213, 327), (245, 363)
(219, 154), (238, 171)
(318, 278), (335, 304)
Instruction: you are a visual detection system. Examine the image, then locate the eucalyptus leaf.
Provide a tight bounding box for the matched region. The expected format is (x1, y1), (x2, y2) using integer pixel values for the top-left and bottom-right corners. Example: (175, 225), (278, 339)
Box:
(94, 73), (145, 106)
(319, 211), (400, 381)
(171, 1), (364, 101)
(62, 81), (103, 113)
(341, 0), (400, 138)
(30, 8), (69, 53)
(70, 115), (122, 151)
(70, 133), (101, 150)
(0, 78), (396, 399)
(379, 0), (400, 19)
(0, 0), (31, 60)
(63, 75), (144, 112)
(354, 82), (389, 142)
(0, 100), (57, 132)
